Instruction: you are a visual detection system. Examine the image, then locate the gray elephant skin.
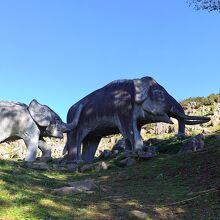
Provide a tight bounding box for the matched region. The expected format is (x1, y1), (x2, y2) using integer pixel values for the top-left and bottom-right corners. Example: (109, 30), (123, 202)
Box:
(65, 76), (210, 163)
(0, 99), (82, 161)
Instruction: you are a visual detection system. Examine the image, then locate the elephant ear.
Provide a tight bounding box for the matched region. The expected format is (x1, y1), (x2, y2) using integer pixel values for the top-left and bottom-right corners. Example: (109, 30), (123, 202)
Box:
(134, 76), (157, 104)
(28, 99), (52, 127)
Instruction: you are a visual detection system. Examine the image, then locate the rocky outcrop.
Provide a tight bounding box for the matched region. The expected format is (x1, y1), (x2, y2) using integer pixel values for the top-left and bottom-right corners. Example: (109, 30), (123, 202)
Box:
(0, 137), (66, 160)
(178, 134), (205, 155)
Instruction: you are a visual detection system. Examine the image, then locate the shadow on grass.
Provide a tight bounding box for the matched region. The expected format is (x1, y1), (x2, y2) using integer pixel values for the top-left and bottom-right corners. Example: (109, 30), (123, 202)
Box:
(0, 130), (220, 220)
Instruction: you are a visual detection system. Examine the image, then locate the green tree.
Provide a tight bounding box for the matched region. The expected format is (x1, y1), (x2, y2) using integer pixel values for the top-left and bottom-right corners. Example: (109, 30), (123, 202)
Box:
(188, 0), (220, 11)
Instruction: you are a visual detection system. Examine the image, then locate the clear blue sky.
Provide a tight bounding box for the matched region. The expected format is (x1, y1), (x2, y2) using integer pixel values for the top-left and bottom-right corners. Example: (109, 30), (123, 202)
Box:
(0, 1), (219, 120)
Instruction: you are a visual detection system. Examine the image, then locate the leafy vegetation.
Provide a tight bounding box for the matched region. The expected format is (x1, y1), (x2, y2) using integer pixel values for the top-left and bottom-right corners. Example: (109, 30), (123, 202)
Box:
(188, 0), (220, 11)
(180, 93), (220, 109)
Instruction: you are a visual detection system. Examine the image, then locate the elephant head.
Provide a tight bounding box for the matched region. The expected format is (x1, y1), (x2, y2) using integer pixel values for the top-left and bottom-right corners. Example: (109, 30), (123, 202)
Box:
(134, 77), (210, 137)
(28, 99), (82, 138)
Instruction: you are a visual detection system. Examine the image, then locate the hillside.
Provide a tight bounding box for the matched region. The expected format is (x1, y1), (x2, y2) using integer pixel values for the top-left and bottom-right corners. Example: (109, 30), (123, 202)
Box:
(0, 94), (220, 220)
(0, 130), (219, 219)
(1, 93), (220, 160)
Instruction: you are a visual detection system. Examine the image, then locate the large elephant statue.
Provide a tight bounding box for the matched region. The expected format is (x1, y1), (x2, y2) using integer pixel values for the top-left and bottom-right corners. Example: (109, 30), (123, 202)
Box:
(65, 76), (210, 163)
(0, 99), (82, 161)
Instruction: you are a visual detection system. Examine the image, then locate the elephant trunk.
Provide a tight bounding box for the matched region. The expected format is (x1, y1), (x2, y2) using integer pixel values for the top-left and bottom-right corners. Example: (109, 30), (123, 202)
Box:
(170, 105), (210, 137)
(60, 122), (75, 133)
(167, 95), (210, 138)
(170, 107), (210, 124)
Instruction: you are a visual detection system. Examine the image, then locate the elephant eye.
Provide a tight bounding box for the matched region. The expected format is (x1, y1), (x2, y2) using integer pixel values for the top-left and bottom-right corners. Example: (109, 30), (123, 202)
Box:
(153, 90), (165, 101)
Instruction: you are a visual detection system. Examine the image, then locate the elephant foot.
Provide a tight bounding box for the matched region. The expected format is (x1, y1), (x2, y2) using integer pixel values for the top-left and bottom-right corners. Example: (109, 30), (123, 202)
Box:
(176, 133), (185, 139)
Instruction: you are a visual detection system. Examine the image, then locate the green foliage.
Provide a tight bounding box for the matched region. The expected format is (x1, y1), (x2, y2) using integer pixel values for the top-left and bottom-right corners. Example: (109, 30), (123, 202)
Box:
(158, 137), (188, 154)
(180, 93), (220, 109)
(188, 0), (220, 11)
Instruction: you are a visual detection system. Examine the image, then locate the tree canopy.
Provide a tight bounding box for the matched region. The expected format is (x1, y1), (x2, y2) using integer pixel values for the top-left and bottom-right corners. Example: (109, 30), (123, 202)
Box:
(188, 0), (220, 11)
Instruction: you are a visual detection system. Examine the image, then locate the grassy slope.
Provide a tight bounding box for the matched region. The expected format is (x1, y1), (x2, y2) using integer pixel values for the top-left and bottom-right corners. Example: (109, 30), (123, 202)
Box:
(0, 133), (220, 220)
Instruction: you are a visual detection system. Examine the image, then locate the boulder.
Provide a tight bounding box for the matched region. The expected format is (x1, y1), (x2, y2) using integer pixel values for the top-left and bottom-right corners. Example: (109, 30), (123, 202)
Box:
(129, 210), (149, 220)
(112, 138), (130, 152)
(144, 138), (159, 146)
(79, 164), (94, 173)
(52, 157), (65, 164)
(79, 161), (109, 173)
(99, 150), (113, 159)
(95, 161), (108, 171)
(67, 163), (78, 172)
(53, 179), (97, 196)
(215, 135), (220, 141)
(211, 117), (220, 127)
(119, 157), (136, 167)
(142, 145), (159, 154)
(178, 134), (205, 155)
(137, 151), (155, 160)
(23, 162), (49, 171)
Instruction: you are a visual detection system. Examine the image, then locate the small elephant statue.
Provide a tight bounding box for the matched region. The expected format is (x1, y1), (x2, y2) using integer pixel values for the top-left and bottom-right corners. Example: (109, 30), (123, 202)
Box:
(0, 99), (82, 161)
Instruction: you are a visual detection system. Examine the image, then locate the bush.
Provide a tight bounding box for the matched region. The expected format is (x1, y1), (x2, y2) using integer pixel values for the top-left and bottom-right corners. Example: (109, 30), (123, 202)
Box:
(180, 93), (220, 109)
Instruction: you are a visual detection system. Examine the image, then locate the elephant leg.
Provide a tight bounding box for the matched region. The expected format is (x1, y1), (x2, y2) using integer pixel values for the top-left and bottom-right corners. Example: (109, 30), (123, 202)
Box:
(66, 135), (80, 162)
(38, 138), (52, 161)
(119, 119), (143, 152)
(124, 126), (142, 151)
(132, 124), (144, 150)
(67, 130), (89, 162)
(23, 136), (39, 162)
(177, 119), (185, 138)
(82, 136), (101, 163)
(125, 138), (132, 150)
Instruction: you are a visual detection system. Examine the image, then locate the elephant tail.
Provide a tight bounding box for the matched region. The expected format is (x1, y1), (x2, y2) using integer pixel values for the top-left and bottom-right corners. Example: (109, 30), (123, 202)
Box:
(63, 144), (68, 155)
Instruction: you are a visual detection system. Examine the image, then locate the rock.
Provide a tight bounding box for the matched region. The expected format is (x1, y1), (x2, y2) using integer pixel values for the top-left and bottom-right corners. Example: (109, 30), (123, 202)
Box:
(68, 179), (97, 189)
(112, 149), (119, 155)
(214, 109), (220, 117)
(79, 161), (108, 173)
(202, 128), (211, 134)
(112, 138), (130, 152)
(155, 123), (171, 135)
(215, 135), (220, 141)
(67, 163), (78, 172)
(124, 150), (134, 157)
(142, 145), (159, 154)
(99, 150), (113, 159)
(129, 210), (148, 220)
(144, 138), (159, 146)
(23, 162), (49, 170)
(110, 136), (117, 145)
(119, 157), (136, 167)
(137, 152), (155, 160)
(147, 146), (159, 154)
(178, 134), (205, 155)
(54, 179), (97, 196)
(211, 117), (220, 127)
(52, 157), (64, 164)
(95, 161), (108, 171)
(79, 164), (94, 173)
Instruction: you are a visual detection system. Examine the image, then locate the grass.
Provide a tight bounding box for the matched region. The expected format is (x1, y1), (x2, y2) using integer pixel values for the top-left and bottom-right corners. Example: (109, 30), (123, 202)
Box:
(0, 132), (220, 219)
